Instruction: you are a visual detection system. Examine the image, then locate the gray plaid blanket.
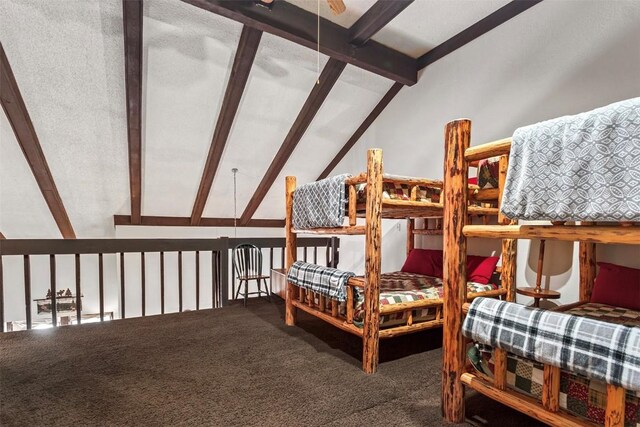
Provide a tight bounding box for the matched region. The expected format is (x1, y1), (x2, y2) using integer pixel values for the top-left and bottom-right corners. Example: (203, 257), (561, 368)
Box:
(287, 261), (355, 302)
(463, 298), (640, 391)
(292, 174), (351, 229)
(501, 97), (640, 221)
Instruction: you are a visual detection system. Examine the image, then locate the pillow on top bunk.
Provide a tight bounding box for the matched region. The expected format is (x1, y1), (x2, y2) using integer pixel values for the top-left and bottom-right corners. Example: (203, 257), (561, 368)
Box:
(590, 262), (640, 311)
(401, 249), (499, 284)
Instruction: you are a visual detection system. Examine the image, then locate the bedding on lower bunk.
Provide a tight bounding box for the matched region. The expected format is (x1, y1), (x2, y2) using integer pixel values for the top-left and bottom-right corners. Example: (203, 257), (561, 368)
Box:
(501, 97), (640, 222)
(353, 272), (497, 328)
(287, 261), (354, 302)
(468, 303), (640, 426)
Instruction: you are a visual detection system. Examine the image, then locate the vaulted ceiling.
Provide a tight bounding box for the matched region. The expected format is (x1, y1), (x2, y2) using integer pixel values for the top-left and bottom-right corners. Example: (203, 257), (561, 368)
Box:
(1, 0), (539, 238)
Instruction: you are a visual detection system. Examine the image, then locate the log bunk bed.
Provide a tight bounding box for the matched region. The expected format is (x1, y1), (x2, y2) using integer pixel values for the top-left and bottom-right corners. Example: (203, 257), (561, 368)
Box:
(284, 148), (506, 374)
(441, 107), (640, 426)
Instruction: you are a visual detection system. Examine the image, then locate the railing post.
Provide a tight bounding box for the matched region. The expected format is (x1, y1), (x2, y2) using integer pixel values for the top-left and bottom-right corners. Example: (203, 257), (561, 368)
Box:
(219, 237), (230, 307)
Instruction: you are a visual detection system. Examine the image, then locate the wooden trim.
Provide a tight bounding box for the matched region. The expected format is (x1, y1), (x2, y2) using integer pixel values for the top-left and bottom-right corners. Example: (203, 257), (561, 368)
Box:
(461, 373), (595, 427)
(605, 384), (625, 427)
(0, 232), (5, 239)
(285, 176), (297, 326)
(406, 219), (414, 256)
(240, 59), (346, 224)
(579, 222), (597, 302)
(362, 149), (383, 374)
(190, 26), (262, 225)
(412, 228), (443, 235)
(123, 0), (143, 224)
(378, 318), (444, 338)
(442, 119), (471, 423)
(348, 0), (414, 46)
(465, 137), (512, 162)
(542, 365), (561, 412)
(498, 155), (517, 302)
(474, 188), (499, 201)
(463, 225), (640, 245)
(114, 215), (284, 228)
(0, 44), (76, 239)
(292, 299), (362, 336)
(417, 1), (543, 69)
(493, 349), (507, 390)
(317, 83), (403, 180)
(180, 0), (417, 85)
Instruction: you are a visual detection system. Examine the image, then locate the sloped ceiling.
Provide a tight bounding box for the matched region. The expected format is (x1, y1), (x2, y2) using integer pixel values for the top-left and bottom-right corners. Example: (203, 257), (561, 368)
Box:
(2, 0), (514, 237)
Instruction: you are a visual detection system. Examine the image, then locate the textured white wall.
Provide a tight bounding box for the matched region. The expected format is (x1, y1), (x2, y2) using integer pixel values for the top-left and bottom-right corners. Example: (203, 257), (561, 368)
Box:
(334, 0), (640, 305)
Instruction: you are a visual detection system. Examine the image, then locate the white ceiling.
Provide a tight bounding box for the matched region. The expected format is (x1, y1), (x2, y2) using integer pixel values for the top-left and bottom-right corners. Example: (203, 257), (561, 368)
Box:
(1, 0), (518, 237)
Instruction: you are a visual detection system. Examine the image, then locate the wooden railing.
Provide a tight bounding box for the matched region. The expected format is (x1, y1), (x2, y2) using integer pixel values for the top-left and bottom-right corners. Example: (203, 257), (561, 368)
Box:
(0, 236), (339, 332)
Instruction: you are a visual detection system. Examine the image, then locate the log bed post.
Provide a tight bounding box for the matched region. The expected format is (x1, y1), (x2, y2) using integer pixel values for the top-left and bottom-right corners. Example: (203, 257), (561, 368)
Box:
(285, 176), (297, 326)
(579, 222), (596, 302)
(407, 218), (415, 257)
(442, 119), (470, 422)
(362, 148), (383, 374)
(498, 154), (516, 302)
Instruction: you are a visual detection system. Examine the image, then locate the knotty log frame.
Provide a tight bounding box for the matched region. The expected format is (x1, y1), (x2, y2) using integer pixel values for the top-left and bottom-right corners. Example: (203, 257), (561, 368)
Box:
(445, 119), (631, 426)
(285, 147), (507, 374)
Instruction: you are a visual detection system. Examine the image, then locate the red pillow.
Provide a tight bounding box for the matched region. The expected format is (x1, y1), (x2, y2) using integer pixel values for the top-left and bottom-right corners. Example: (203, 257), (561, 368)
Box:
(590, 262), (640, 310)
(467, 255), (500, 285)
(401, 250), (498, 284)
(469, 177), (478, 185)
(401, 249), (443, 278)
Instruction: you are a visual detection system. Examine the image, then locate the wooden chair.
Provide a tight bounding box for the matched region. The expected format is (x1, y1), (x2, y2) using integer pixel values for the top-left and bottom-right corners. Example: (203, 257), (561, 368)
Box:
(232, 244), (271, 306)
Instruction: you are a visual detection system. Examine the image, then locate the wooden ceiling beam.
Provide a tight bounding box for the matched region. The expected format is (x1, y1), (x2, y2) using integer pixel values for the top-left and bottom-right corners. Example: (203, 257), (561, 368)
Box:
(0, 43), (76, 239)
(239, 58), (346, 225)
(318, 0), (543, 178)
(0, 232), (5, 239)
(190, 25), (262, 226)
(180, 0), (417, 85)
(417, 0), (543, 69)
(123, 0), (143, 224)
(348, 0), (414, 46)
(317, 82), (403, 180)
(114, 215), (284, 228)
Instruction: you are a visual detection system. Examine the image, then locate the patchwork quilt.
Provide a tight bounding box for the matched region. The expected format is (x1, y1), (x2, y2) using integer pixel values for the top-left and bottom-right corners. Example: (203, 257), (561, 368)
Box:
(469, 303), (640, 426)
(353, 272), (497, 327)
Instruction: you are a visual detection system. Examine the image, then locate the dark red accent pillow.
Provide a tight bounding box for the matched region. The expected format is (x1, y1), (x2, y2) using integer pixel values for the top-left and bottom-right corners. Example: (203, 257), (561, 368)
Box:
(467, 255), (500, 285)
(590, 262), (640, 310)
(469, 177), (478, 185)
(401, 249), (443, 278)
(401, 249), (499, 284)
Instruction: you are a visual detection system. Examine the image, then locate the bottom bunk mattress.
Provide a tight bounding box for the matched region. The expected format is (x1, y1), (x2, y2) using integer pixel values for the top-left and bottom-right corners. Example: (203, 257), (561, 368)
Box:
(354, 272), (497, 328)
(468, 303), (640, 426)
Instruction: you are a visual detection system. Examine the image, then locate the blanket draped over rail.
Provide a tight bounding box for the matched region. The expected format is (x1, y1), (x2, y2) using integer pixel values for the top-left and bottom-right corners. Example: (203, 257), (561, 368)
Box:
(287, 261), (355, 302)
(292, 174), (351, 229)
(501, 97), (640, 221)
(462, 298), (640, 391)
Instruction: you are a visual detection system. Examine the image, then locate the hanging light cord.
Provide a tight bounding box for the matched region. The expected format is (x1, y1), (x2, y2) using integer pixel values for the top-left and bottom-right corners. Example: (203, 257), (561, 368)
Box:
(232, 168), (238, 237)
(317, 0), (320, 84)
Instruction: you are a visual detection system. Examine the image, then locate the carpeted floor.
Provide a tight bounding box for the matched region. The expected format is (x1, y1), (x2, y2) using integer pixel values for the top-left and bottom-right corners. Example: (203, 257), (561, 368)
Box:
(0, 300), (543, 426)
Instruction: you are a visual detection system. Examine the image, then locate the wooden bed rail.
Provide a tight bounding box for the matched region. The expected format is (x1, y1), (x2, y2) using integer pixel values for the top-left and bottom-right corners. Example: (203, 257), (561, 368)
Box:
(465, 137), (512, 162)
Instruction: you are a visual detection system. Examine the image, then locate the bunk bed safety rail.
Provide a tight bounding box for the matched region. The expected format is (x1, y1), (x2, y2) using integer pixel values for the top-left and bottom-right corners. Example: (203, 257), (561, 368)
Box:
(463, 298), (640, 391)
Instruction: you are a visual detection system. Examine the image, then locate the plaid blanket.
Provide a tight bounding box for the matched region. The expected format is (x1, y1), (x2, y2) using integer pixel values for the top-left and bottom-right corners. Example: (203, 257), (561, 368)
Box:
(287, 261), (355, 302)
(501, 97), (640, 221)
(463, 298), (640, 391)
(292, 174), (351, 229)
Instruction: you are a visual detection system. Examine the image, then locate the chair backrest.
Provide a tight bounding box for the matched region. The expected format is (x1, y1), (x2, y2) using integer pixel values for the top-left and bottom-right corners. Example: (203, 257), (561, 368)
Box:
(232, 244), (263, 279)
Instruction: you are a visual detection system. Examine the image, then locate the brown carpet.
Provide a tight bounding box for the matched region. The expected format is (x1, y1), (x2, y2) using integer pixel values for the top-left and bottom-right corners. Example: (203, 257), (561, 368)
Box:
(0, 300), (543, 426)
